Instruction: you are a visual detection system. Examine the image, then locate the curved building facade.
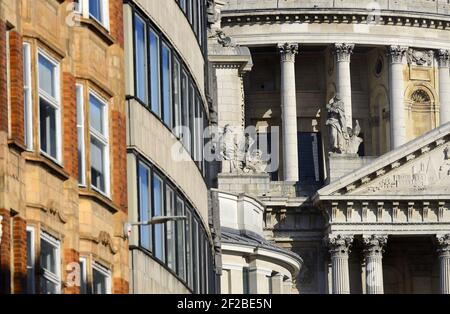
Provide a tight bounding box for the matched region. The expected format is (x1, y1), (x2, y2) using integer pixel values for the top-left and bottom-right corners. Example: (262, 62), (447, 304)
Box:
(124, 0), (217, 293)
(209, 0), (450, 294)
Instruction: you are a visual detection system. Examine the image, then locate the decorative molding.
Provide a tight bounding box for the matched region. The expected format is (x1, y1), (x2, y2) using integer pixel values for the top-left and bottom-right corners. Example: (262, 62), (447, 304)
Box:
(388, 45), (408, 64)
(437, 49), (450, 68)
(407, 48), (434, 66)
(278, 43), (298, 63)
(436, 234), (450, 256)
(81, 231), (118, 255)
(333, 43), (354, 62)
(326, 234), (354, 257)
(363, 235), (388, 257)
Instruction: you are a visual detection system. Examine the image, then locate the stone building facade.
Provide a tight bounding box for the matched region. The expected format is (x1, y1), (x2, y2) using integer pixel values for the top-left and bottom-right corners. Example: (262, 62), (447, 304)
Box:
(209, 0), (450, 294)
(0, 0), (128, 294)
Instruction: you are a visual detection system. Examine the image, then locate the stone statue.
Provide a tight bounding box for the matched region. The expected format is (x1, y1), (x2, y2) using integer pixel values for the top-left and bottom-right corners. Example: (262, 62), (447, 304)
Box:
(221, 125), (268, 174)
(439, 146), (450, 178)
(326, 96), (363, 154)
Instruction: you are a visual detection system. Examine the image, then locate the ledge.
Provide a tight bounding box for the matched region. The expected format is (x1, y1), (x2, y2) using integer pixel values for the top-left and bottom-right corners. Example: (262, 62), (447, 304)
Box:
(24, 153), (70, 181)
(78, 188), (120, 214)
(79, 17), (115, 46)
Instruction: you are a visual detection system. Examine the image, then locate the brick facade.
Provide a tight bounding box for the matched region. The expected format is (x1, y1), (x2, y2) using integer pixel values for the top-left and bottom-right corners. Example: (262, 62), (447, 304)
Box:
(12, 217), (27, 294)
(9, 31), (24, 146)
(0, 20), (7, 133)
(0, 209), (11, 294)
(63, 249), (80, 294)
(113, 277), (129, 294)
(112, 110), (128, 213)
(109, 0), (124, 48)
(63, 72), (78, 179)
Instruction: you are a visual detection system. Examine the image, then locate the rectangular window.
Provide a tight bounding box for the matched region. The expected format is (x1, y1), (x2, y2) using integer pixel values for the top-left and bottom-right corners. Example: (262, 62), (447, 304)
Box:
(161, 42), (172, 127)
(76, 85), (86, 185)
(134, 14), (148, 104)
(180, 0), (187, 13)
(138, 161), (152, 251)
(186, 207), (193, 287)
(23, 43), (33, 150)
(189, 82), (195, 157)
(92, 262), (111, 294)
(176, 197), (186, 280)
(26, 227), (35, 294)
(40, 232), (61, 294)
(89, 92), (109, 195)
(79, 257), (87, 294)
(188, 0), (193, 24)
(192, 0), (198, 37)
(149, 29), (160, 116)
(173, 57), (182, 137)
(181, 70), (190, 151)
(88, 0), (109, 28)
(153, 173), (165, 262)
(243, 267), (250, 294)
(192, 218), (200, 293)
(165, 185), (176, 271)
(38, 51), (61, 162)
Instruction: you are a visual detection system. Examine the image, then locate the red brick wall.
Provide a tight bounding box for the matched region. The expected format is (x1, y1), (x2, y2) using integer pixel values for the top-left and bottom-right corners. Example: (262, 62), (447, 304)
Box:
(0, 209), (11, 294)
(12, 217), (27, 294)
(63, 72), (78, 179)
(0, 20), (8, 133)
(63, 249), (80, 294)
(111, 110), (127, 213)
(113, 277), (129, 294)
(109, 0), (124, 48)
(9, 31), (24, 146)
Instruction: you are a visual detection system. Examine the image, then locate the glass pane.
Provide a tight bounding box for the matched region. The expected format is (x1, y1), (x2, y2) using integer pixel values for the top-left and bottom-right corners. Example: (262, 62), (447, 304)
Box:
(182, 72), (190, 151)
(186, 209), (193, 287)
(173, 58), (181, 134)
(40, 238), (56, 274)
(39, 98), (57, 158)
(38, 54), (55, 97)
(90, 136), (105, 192)
(93, 267), (108, 294)
(80, 260), (87, 294)
(166, 187), (175, 271)
(76, 86), (84, 184)
(89, 94), (104, 134)
(89, 0), (103, 22)
(26, 230), (34, 293)
(176, 198), (186, 279)
(138, 163), (151, 251)
(162, 43), (172, 127)
(135, 15), (148, 103)
(150, 30), (160, 115)
(40, 278), (57, 294)
(153, 174), (164, 261)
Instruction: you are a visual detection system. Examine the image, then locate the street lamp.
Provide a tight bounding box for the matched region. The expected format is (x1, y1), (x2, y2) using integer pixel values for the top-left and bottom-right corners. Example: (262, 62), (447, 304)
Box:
(123, 216), (187, 239)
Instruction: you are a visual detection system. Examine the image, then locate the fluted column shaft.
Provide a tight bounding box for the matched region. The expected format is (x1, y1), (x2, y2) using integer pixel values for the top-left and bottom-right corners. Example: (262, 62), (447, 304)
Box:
(388, 46), (408, 149)
(327, 235), (353, 294)
(437, 50), (450, 125)
(279, 43), (299, 182)
(333, 43), (354, 130)
(436, 235), (450, 294)
(363, 235), (387, 294)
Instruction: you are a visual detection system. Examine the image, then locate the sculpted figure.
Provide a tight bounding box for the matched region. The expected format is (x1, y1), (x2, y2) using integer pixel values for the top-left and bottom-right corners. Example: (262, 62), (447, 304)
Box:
(221, 125), (245, 173)
(244, 149), (267, 174)
(326, 96), (363, 154)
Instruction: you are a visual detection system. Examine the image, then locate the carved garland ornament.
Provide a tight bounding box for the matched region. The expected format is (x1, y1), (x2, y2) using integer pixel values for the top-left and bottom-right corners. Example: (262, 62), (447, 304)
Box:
(94, 231), (118, 254)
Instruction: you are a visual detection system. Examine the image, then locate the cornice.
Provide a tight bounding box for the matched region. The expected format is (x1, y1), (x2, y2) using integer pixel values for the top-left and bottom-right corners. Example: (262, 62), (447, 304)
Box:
(221, 10), (450, 31)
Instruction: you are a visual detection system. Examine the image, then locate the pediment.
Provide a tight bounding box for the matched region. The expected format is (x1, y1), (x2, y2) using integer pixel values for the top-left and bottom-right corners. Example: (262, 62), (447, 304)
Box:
(317, 122), (450, 198)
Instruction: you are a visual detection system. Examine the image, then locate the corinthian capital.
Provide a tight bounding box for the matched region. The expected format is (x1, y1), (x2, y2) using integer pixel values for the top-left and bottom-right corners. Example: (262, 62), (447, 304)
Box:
(436, 234), (450, 256)
(363, 235), (388, 257)
(278, 43), (299, 63)
(437, 49), (450, 68)
(326, 234), (354, 257)
(333, 43), (355, 62)
(388, 45), (408, 64)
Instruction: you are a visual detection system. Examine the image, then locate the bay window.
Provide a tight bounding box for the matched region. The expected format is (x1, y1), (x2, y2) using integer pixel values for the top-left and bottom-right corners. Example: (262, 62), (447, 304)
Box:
(40, 232), (61, 294)
(89, 92), (109, 196)
(38, 51), (61, 162)
(74, 0), (110, 29)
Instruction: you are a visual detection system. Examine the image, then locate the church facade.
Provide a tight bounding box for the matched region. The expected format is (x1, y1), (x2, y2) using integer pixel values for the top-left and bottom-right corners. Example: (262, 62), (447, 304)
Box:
(209, 0), (450, 294)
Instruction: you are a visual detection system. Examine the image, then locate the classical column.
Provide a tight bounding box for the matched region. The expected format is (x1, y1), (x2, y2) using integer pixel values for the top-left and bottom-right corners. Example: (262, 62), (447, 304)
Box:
(278, 43), (299, 182)
(333, 43), (355, 129)
(363, 235), (387, 294)
(436, 234), (450, 294)
(437, 50), (450, 125)
(327, 234), (354, 294)
(388, 45), (408, 149)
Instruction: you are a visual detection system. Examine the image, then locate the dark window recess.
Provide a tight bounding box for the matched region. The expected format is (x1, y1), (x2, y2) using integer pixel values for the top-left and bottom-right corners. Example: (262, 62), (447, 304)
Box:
(298, 132), (324, 185)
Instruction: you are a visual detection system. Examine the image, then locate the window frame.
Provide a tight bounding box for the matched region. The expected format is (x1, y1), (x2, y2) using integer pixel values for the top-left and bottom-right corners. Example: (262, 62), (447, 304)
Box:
(88, 90), (110, 197)
(81, 0), (110, 30)
(165, 184), (176, 272)
(39, 232), (61, 294)
(133, 12), (148, 104)
(76, 84), (86, 186)
(26, 226), (36, 294)
(92, 262), (112, 294)
(137, 160), (152, 252)
(23, 42), (33, 150)
(79, 257), (88, 294)
(37, 49), (62, 164)
(152, 172), (165, 263)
